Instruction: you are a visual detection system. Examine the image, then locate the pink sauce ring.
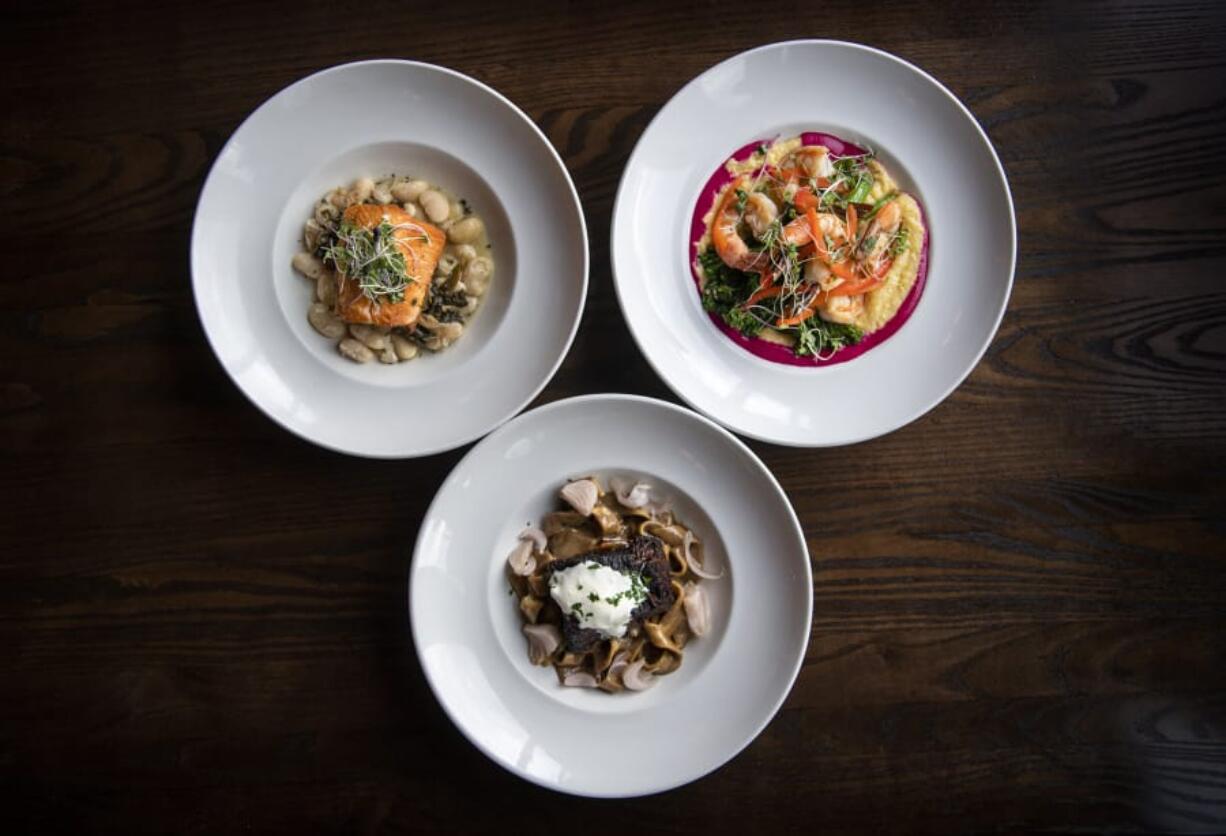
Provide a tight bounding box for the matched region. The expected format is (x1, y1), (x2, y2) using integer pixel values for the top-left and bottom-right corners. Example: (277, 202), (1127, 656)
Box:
(689, 132), (929, 367)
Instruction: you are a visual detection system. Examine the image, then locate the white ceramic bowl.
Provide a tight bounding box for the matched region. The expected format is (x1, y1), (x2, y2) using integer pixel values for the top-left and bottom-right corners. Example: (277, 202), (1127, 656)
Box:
(192, 61), (588, 457)
(410, 395), (811, 797)
(611, 41), (1016, 446)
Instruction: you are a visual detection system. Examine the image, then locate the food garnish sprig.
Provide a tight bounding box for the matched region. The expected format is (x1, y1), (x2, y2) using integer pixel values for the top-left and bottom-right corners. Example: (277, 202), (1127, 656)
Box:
(322, 218), (432, 304)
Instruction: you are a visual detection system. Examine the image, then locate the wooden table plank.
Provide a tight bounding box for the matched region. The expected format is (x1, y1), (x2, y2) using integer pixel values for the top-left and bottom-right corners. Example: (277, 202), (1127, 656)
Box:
(2, 0), (1225, 832)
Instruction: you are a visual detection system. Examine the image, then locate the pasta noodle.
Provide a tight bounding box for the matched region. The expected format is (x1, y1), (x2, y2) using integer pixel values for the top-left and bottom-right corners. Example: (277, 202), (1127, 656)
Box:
(508, 476), (722, 694)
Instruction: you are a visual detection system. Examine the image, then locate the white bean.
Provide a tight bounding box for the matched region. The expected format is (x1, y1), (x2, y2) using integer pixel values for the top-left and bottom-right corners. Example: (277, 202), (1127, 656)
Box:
(401, 202), (421, 218)
(315, 272), (337, 307)
(314, 201), (340, 226)
(391, 179), (430, 202)
(338, 338), (374, 363)
(447, 216), (484, 245)
(378, 345), (398, 364)
(462, 256), (493, 296)
(303, 219), (324, 252)
(371, 183), (393, 204)
(326, 188), (348, 208)
(436, 253), (459, 277)
(419, 190), (450, 223)
(307, 303), (346, 339)
(346, 177), (374, 205)
(391, 334), (419, 361)
(452, 244), (478, 263)
(348, 323), (389, 350)
(292, 252), (325, 280)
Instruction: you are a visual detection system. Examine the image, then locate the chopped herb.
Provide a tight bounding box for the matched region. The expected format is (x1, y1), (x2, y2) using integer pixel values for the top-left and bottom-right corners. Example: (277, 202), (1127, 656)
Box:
(588, 592), (600, 602)
(890, 225), (910, 257)
(323, 218), (428, 304)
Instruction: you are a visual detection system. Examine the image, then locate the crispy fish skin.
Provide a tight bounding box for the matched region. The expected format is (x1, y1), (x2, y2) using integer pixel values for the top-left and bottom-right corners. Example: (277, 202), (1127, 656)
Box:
(546, 535), (675, 653)
(334, 204), (445, 328)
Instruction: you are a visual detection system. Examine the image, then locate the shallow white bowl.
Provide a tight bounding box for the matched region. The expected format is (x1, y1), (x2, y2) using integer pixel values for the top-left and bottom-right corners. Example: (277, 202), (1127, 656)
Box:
(410, 395), (811, 797)
(192, 61), (588, 457)
(611, 41), (1016, 446)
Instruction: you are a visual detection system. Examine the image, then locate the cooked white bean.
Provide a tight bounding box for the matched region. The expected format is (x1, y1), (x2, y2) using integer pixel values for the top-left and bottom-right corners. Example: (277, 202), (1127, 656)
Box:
(452, 244), (478, 263)
(401, 202), (421, 218)
(391, 334), (418, 361)
(292, 252), (326, 281)
(436, 253), (459, 277)
(447, 216), (484, 245)
(348, 323), (389, 350)
(378, 345), (398, 364)
(303, 218), (324, 252)
(315, 271), (337, 307)
(326, 187), (348, 208)
(338, 338), (374, 363)
(391, 179), (430, 202)
(307, 303), (346, 339)
(419, 189), (450, 223)
(314, 201), (340, 226)
(371, 182), (393, 204)
(346, 177), (374, 205)
(462, 256), (493, 296)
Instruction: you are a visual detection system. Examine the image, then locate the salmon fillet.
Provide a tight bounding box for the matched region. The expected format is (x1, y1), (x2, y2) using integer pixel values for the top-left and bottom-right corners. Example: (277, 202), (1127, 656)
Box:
(333, 204), (446, 328)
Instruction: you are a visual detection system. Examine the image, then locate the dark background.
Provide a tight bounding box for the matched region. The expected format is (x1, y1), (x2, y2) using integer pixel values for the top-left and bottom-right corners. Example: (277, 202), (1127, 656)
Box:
(3, 1), (1225, 833)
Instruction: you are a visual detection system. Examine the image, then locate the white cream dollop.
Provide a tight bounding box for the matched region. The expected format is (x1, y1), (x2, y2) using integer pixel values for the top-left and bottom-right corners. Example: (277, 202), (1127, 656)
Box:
(549, 562), (647, 639)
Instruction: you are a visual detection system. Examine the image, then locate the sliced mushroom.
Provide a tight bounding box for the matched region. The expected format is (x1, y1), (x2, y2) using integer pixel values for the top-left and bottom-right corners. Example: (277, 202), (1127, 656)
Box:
(518, 526), (547, 552)
(542, 511), (589, 535)
(519, 595), (544, 624)
(506, 539), (535, 576)
(561, 670), (599, 689)
(523, 623), (561, 665)
(559, 478), (599, 516)
(683, 581), (710, 637)
(547, 528), (600, 560)
(621, 659), (656, 691)
(590, 504), (625, 538)
(611, 478), (652, 509)
(682, 530), (724, 580)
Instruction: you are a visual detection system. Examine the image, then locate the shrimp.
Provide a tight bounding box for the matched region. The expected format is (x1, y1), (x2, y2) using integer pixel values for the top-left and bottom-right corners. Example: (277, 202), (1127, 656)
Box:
(820, 293), (864, 325)
(743, 192), (778, 239)
(711, 177), (769, 272)
(791, 145), (834, 179)
(856, 199), (901, 275)
(713, 179), (811, 270)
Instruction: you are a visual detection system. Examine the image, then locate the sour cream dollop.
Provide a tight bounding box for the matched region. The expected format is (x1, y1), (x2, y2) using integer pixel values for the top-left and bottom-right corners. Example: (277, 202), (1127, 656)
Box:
(549, 562), (648, 639)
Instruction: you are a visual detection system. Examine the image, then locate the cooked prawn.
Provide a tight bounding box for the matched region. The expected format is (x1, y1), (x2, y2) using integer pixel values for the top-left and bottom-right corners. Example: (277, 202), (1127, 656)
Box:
(791, 145), (834, 179)
(713, 178), (810, 271)
(857, 199), (901, 275)
(820, 292), (864, 325)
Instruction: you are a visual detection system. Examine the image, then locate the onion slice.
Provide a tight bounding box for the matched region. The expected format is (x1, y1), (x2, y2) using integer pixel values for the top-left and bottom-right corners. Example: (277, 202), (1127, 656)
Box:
(621, 659), (655, 691)
(682, 530), (724, 579)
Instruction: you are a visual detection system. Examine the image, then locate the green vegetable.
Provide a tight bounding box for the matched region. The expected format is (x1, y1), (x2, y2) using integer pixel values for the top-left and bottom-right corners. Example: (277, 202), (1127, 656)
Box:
(323, 219), (421, 304)
(794, 317), (863, 357)
(698, 249), (767, 338)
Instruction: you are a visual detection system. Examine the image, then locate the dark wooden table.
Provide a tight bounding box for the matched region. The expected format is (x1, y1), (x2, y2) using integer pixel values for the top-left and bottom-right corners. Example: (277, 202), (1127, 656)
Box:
(4, 1), (1225, 833)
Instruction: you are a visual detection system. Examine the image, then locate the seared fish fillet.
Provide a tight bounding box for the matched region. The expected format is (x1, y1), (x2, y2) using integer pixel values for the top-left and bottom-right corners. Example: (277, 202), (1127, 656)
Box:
(334, 203), (446, 328)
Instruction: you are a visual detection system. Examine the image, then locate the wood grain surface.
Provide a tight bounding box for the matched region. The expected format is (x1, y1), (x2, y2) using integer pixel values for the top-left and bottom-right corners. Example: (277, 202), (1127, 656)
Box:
(2, 1), (1225, 833)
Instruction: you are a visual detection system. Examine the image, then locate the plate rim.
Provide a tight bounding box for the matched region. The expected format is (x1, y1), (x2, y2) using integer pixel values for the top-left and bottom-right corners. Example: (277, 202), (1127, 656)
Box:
(609, 39), (1018, 448)
(407, 392), (814, 797)
(190, 59), (590, 459)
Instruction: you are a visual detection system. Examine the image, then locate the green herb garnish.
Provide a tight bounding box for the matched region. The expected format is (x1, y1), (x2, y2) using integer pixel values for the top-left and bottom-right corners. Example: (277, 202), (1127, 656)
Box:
(322, 218), (425, 304)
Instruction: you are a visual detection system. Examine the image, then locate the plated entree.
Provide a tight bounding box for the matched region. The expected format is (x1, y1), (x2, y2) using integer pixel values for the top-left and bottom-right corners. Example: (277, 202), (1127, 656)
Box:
(507, 477), (723, 694)
(692, 133), (927, 365)
(291, 175), (494, 364)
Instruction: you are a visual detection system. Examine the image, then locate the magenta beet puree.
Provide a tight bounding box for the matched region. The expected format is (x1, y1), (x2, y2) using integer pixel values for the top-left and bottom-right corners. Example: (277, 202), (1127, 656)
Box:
(689, 132), (929, 367)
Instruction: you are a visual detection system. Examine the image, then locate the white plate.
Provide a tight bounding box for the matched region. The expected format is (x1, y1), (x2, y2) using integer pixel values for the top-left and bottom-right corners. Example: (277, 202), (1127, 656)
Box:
(611, 41), (1016, 447)
(410, 395), (811, 797)
(192, 61), (588, 457)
